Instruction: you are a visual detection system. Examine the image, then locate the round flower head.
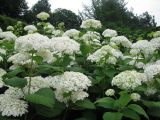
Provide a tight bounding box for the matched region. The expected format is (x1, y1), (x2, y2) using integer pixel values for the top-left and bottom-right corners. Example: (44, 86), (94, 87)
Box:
(24, 25), (37, 33)
(81, 19), (102, 29)
(7, 26), (14, 31)
(131, 93), (141, 101)
(37, 12), (50, 21)
(63, 29), (80, 39)
(105, 89), (115, 96)
(112, 70), (147, 90)
(153, 31), (160, 38)
(102, 29), (117, 38)
(0, 31), (17, 41)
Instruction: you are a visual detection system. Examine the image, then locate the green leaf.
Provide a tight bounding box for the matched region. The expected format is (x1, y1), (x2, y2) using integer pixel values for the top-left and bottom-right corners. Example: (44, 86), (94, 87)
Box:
(128, 104), (149, 120)
(32, 55), (43, 64)
(143, 100), (160, 108)
(95, 97), (115, 109)
(103, 112), (123, 120)
(75, 100), (96, 109)
(122, 108), (140, 120)
(26, 88), (55, 108)
(35, 101), (65, 118)
(114, 91), (131, 108)
(4, 67), (25, 78)
(3, 77), (27, 88)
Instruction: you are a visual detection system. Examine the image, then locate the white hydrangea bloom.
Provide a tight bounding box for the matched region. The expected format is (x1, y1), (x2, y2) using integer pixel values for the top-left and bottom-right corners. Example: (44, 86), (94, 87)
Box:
(52, 30), (64, 37)
(131, 93), (141, 101)
(0, 56), (3, 62)
(23, 76), (51, 94)
(112, 70), (147, 90)
(102, 29), (117, 38)
(0, 94), (28, 117)
(110, 36), (132, 48)
(50, 37), (80, 55)
(105, 89), (115, 96)
(0, 31), (17, 41)
(24, 25), (37, 33)
(144, 64), (160, 80)
(15, 33), (50, 52)
(44, 23), (55, 33)
(150, 37), (160, 49)
(47, 71), (91, 103)
(37, 12), (50, 20)
(0, 48), (6, 55)
(81, 19), (102, 29)
(7, 26), (14, 31)
(0, 27), (2, 33)
(0, 69), (6, 88)
(81, 31), (101, 46)
(8, 52), (30, 65)
(63, 29), (80, 39)
(130, 40), (155, 57)
(153, 31), (160, 38)
(145, 87), (157, 96)
(87, 45), (123, 64)
(5, 87), (24, 99)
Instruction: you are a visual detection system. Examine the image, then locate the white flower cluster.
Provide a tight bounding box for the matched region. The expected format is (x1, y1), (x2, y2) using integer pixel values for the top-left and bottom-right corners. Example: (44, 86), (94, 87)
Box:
(44, 23), (55, 33)
(153, 31), (160, 38)
(105, 89), (115, 96)
(63, 29), (80, 39)
(112, 70), (147, 90)
(144, 64), (160, 80)
(81, 31), (101, 46)
(150, 37), (160, 49)
(110, 36), (132, 48)
(52, 30), (64, 37)
(102, 29), (117, 38)
(0, 31), (17, 41)
(130, 40), (156, 57)
(37, 12), (50, 21)
(0, 94), (28, 117)
(130, 93), (141, 101)
(7, 26), (14, 31)
(50, 37), (80, 56)
(47, 71), (91, 103)
(24, 25), (37, 33)
(81, 19), (102, 29)
(0, 48), (6, 62)
(0, 69), (6, 88)
(87, 45), (123, 65)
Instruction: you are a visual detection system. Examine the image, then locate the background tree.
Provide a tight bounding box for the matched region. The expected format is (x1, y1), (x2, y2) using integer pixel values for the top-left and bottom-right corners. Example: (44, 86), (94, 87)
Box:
(50, 8), (82, 29)
(80, 0), (156, 30)
(0, 0), (28, 18)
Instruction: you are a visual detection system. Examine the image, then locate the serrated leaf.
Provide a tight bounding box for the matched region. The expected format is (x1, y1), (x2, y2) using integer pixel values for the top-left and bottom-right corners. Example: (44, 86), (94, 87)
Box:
(122, 108), (140, 120)
(103, 112), (123, 120)
(128, 104), (149, 120)
(95, 97), (115, 109)
(75, 100), (96, 109)
(3, 77), (27, 88)
(26, 88), (55, 108)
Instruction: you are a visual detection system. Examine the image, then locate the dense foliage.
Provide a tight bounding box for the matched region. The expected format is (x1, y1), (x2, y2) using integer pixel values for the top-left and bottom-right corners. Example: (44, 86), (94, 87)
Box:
(0, 12), (160, 120)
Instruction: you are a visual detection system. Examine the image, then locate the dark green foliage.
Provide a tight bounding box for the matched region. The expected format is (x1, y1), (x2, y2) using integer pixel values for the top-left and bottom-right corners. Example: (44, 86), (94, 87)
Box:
(0, 0), (28, 18)
(50, 8), (82, 29)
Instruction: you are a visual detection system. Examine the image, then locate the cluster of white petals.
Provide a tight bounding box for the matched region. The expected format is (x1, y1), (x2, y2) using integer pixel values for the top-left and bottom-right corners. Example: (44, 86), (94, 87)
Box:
(102, 29), (117, 38)
(81, 19), (102, 29)
(24, 25), (37, 33)
(0, 94), (28, 117)
(52, 30), (64, 37)
(130, 40), (156, 57)
(37, 12), (50, 20)
(0, 69), (6, 88)
(47, 71), (91, 103)
(0, 31), (17, 41)
(112, 70), (147, 90)
(110, 36), (132, 48)
(81, 31), (101, 46)
(153, 31), (160, 38)
(130, 93), (141, 101)
(87, 45), (123, 64)
(7, 26), (14, 31)
(63, 29), (80, 39)
(105, 89), (115, 96)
